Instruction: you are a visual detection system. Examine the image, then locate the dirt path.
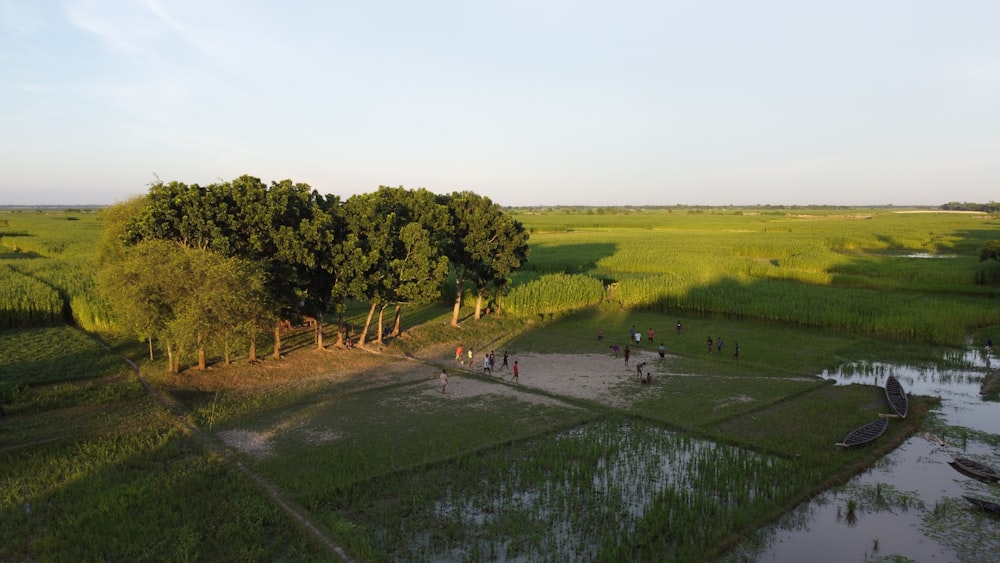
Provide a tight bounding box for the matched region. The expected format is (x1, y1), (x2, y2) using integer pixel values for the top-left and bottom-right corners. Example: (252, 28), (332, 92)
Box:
(91, 334), (356, 562)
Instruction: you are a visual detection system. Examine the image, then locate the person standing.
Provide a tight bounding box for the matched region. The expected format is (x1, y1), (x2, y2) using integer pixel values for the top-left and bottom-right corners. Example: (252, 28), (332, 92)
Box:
(455, 344), (463, 364)
(676, 321), (682, 334)
(707, 336), (713, 353)
(624, 346), (631, 365)
(468, 347), (474, 365)
(634, 331), (642, 345)
(502, 350), (509, 370)
(658, 342), (665, 359)
(717, 338), (723, 353)
(439, 369), (449, 393)
(733, 344), (740, 360)
(647, 328), (654, 343)
(483, 355), (492, 376)
(511, 361), (519, 383)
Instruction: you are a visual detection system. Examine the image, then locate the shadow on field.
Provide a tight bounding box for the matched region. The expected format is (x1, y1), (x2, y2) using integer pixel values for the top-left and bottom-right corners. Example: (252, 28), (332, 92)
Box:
(521, 242), (617, 275)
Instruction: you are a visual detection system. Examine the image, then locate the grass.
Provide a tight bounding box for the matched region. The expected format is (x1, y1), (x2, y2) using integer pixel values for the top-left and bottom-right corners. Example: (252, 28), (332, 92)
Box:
(0, 301), (962, 561)
(0, 325), (331, 561)
(4, 206), (1000, 560)
(0, 326), (134, 402)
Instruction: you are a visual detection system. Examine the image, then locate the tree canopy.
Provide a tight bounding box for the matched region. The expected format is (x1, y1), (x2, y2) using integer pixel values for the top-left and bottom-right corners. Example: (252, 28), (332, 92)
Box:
(99, 177), (528, 371)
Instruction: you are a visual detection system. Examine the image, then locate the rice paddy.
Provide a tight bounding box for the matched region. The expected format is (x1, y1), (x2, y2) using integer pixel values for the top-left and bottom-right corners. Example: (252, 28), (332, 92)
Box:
(317, 417), (811, 561)
(3, 206), (1000, 560)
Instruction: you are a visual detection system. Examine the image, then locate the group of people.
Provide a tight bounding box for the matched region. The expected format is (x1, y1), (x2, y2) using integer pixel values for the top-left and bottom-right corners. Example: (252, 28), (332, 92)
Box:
(481, 350), (510, 375)
(602, 320), (748, 385)
(626, 325), (657, 344)
(441, 345), (518, 393)
(706, 336), (740, 359)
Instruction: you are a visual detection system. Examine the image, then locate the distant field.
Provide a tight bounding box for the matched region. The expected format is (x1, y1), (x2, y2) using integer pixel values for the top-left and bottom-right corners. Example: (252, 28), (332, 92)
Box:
(508, 207), (1000, 344)
(2, 205), (998, 560)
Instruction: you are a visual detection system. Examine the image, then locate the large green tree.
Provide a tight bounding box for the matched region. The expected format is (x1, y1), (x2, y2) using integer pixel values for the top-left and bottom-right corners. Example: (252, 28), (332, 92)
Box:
(441, 192), (529, 326)
(295, 193), (364, 350)
(99, 236), (268, 372)
(98, 238), (179, 366)
(122, 175), (330, 360)
(343, 186), (451, 345)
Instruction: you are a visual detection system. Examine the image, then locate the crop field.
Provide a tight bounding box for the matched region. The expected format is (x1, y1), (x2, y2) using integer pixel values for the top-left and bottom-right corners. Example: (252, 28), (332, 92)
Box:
(1, 206), (997, 560)
(507, 207), (1000, 344)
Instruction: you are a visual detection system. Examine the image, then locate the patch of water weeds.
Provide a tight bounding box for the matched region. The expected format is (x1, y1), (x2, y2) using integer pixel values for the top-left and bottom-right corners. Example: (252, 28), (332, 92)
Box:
(333, 416), (811, 561)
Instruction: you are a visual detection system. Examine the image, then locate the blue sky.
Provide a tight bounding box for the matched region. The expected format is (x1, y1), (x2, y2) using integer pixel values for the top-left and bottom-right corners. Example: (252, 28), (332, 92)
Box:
(2, 1), (998, 207)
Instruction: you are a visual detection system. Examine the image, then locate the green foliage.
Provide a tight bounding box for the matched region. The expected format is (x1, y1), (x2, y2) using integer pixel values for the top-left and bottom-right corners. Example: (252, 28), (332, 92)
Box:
(502, 273), (606, 317)
(0, 423), (328, 561)
(0, 265), (64, 328)
(0, 210), (111, 331)
(0, 326), (129, 401)
(324, 417), (815, 561)
(508, 209), (1000, 344)
(441, 191), (530, 323)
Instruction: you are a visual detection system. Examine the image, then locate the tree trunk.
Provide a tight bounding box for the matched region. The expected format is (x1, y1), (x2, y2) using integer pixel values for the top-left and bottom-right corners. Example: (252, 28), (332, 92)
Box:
(392, 303), (402, 336)
(148, 336), (154, 360)
(223, 333), (231, 366)
(376, 304), (388, 345)
(359, 302), (377, 346)
(273, 323), (282, 360)
(335, 312), (344, 348)
(450, 276), (464, 326)
(249, 337), (258, 364)
(197, 333), (207, 370)
(474, 287), (485, 320)
(315, 312), (325, 350)
(166, 340), (178, 373)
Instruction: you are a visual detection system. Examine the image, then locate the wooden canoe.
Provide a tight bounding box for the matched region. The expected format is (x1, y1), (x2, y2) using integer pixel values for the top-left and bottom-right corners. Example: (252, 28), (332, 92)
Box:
(962, 495), (1000, 516)
(836, 417), (889, 447)
(884, 374), (908, 419)
(949, 456), (1000, 483)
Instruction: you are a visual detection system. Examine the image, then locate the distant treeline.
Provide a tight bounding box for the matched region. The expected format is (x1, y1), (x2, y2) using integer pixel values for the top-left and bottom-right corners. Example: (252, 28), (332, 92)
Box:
(510, 203), (998, 214)
(941, 201), (1000, 213)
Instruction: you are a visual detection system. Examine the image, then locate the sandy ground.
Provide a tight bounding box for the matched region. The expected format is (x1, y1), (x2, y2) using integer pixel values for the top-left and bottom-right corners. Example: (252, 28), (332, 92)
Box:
(431, 350), (667, 407)
(220, 349), (669, 457)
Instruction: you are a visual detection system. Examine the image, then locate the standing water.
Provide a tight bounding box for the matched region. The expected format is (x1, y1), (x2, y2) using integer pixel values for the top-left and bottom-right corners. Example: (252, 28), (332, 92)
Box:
(730, 347), (1000, 562)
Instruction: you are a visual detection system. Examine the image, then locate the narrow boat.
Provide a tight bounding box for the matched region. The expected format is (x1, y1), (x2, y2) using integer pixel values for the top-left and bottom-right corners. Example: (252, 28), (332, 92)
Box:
(836, 417), (889, 447)
(949, 456), (1000, 483)
(884, 374), (908, 418)
(962, 495), (1000, 516)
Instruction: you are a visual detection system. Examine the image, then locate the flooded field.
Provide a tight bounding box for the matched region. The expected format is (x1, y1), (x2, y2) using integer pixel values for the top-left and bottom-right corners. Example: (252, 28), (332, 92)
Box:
(338, 418), (812, 561)
(730, 347), (1000, 562)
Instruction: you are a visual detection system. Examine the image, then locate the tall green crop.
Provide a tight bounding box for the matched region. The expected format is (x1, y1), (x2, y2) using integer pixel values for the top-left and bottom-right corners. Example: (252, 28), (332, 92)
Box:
(502, 273), (605, 317)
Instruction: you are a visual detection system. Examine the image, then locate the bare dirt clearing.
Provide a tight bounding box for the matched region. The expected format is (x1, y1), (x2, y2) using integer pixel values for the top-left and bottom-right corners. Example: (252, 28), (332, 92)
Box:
(439, 351), (669, 407)
(219, 349), (670, 457)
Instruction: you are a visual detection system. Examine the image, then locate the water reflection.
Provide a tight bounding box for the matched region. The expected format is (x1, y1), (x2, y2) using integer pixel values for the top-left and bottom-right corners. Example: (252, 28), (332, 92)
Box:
(820, 357), (1000, 436)
(728, 347), (1000, 562)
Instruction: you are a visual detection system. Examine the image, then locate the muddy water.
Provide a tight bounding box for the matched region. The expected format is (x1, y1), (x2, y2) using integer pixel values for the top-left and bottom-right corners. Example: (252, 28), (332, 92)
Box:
(729, 348), (1000, 562)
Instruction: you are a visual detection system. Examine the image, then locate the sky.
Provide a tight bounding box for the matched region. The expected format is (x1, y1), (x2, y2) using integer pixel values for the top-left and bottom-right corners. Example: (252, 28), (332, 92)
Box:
(1, 1), (998, 207)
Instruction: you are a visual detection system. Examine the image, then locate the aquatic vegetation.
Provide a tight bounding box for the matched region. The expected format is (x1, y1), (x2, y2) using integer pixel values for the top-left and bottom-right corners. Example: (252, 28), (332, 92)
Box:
(327, 417), (813, 561)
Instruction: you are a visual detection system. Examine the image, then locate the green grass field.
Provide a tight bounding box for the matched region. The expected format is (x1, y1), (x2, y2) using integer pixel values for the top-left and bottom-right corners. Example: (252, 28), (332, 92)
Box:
(2, 206), (997, 560)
